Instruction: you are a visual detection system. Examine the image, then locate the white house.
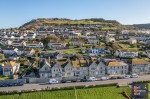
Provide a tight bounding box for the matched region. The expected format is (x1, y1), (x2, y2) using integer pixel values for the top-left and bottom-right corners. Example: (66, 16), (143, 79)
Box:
(106, 36), (115, 42)
(86, 34), (97, 39)
(88, 38), (99, 44)
(2, 47), (18, 55)
(26, 42), (43, 48)
(25, 32), (36, 39)
(115, 49), (138, 58)
(12, 41), (26, 47)
(48, 42), (66, 48)
(129, 38), (137, 44)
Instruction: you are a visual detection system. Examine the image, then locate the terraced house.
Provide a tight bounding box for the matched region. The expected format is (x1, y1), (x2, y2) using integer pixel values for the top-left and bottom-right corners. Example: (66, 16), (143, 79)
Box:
(101, 59), (129, 75)
(130, 59), (150, 74)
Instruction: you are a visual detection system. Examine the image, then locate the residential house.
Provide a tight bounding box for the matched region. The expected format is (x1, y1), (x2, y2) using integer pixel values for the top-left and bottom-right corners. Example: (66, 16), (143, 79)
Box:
(54, 53), (64, 60)
(130, 59), (150, 74)
(89, 46), (106, 56)
(69, 33), (78, 39)
(97, 61), (106, 77)
(129, 38), (137, 44)
(0, 39), (12, 46)
(61, 62), (74, 77)
(25, 32), (36, 39)
(2, 47), (18, 55)
(88, 62), (99, 77)
(51, 63), (63, 78)
(102, 59), (128, 75)
(106, 36), (115, 42)
(12, 41), (26, 47)
(7, 35), (15, 39)
(115, 49), (138, 58)
(48, 42), (66, 48)
(2, 61), (20, 76)
(72, 40), (84, 46)
(14, 35), (24, 40)
(146, 50), (150, 58)
(39, 59), (51, 78)
(26, 42), (43, 48)
(73, 60), (88, 78)
(86, 34), (97, 39)
(88, 38), (99, 44)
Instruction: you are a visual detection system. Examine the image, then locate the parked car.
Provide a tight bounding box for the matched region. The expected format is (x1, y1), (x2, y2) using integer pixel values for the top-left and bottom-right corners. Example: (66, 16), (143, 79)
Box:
(80, 79), (87, 82)
(101, 77), (109, 81)
(123, 75), (131, 79)
(88, 77), (97, 81)
(49, 79), (58, 84)
(117, 76), (124, 79)
(110, 76), (117, 80)
(130, 74), (139, 78)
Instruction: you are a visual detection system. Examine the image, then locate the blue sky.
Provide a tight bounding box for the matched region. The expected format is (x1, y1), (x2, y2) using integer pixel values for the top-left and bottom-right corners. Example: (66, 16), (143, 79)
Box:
(0, 0), (150, 28)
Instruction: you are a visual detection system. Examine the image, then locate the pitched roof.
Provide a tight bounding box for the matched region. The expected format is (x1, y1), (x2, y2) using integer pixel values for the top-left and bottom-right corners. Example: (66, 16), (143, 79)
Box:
(61, 61), (72, 68)
(132, 59), (149, 65)
(72, 61), (80, 68)
(108, 62), (120, 66)
(4, 61), (18, 67)
(40, 59), (50, 68)
(107, 61), (127, 67)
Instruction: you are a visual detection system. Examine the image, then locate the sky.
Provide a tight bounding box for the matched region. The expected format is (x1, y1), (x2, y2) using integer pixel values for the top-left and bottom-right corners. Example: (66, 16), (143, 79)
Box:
(0, 0), (150, 28)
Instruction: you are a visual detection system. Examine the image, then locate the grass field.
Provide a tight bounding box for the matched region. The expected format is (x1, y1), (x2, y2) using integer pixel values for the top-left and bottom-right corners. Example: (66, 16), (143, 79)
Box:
(0, 76), (10, 80)
(0, 86), (131, 99)
(64, 49), (81, 54)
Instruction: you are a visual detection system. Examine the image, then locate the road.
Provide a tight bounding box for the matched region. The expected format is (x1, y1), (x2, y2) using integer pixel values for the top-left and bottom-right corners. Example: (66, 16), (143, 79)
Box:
(1, 75), (150, 92)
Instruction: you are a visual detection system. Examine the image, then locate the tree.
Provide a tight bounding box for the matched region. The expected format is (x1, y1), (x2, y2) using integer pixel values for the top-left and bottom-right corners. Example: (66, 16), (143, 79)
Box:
(41, 36), (51, 48)
(0, 54), (5, 60)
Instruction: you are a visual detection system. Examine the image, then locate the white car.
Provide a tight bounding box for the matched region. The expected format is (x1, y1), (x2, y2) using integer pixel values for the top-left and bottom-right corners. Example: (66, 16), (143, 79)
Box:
(88, 77), (97, 81)
(130, 74), (139, 78)
(49, 79), (58, 84)
(124, 75), (131, 79)
(101, 77), (109, 81)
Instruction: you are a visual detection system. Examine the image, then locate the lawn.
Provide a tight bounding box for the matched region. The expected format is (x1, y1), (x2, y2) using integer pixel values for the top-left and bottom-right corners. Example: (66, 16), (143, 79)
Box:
(118, 44), (139, 50)
(0, 76), (10, 80)
(0, 86), (131, 99)
(64, 49), (81, 54)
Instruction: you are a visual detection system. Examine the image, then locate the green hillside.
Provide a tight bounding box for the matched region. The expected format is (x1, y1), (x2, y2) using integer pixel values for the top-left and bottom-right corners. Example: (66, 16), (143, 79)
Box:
(19, 18), (124, 30)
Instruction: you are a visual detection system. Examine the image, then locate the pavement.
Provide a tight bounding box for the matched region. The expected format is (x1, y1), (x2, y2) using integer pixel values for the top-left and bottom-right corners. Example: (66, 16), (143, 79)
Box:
(0, 75), (150, 92)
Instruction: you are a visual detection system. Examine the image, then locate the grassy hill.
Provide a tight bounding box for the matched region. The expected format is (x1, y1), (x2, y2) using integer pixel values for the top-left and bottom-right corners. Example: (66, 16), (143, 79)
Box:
(19, 18), (124, 30)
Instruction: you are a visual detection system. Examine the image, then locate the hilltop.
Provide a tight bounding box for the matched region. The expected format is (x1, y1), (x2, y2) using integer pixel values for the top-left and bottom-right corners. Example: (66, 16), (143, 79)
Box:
(19, 18), (126, 30)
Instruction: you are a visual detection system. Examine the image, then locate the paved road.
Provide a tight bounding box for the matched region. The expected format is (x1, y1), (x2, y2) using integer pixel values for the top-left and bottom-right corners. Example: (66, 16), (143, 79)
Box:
(1, 75), (150, 92)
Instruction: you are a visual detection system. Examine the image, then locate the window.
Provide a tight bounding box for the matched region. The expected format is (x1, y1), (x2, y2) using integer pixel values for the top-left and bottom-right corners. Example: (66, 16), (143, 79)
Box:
(91, 67), (95, 70)
(41, 74), (44, 76)
(45, 67), (47, 70)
